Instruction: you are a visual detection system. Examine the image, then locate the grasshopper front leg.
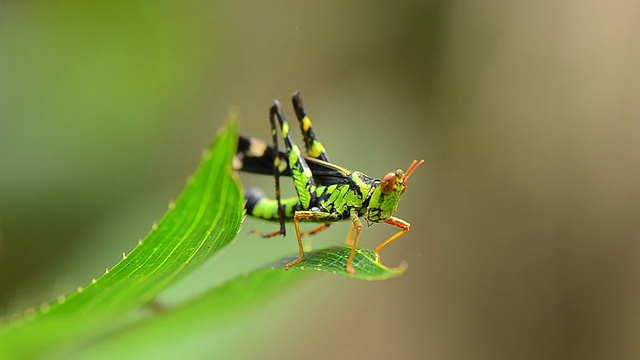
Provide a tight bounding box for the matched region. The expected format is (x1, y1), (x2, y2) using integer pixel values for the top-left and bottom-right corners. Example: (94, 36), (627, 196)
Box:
(374, 216), (411, 263)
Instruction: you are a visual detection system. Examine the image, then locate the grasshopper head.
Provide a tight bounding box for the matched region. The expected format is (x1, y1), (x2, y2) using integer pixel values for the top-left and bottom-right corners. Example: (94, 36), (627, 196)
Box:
(366, 159), (425, 223)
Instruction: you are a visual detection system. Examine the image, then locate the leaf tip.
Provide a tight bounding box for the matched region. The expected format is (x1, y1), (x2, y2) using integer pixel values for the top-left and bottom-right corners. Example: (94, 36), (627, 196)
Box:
(213, 108), (240, 145)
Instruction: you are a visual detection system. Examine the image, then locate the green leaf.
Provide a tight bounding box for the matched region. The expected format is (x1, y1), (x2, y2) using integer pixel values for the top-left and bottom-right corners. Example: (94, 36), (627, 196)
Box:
(60, 269), (310, 359)
(55, 248), (403, 359)
(0, 114), (244, 358)
(283, 246), (407, 280)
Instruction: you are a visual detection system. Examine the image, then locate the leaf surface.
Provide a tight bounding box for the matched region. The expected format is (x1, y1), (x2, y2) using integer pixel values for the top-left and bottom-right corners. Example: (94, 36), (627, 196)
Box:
(64, 247), (405, 359)
(0, 115), (244, 358)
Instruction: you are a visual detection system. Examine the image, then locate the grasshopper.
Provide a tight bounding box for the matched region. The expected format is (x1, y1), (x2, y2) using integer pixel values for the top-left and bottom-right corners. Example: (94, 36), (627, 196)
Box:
(234, 92), (424, 274)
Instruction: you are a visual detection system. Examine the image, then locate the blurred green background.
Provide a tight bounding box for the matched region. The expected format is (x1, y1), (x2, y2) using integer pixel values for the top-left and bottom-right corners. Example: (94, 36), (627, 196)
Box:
(1, 1), (639, 359)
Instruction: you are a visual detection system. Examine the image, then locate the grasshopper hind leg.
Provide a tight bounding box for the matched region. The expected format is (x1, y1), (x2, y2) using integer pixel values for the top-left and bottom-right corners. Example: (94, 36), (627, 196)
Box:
(292, 92), (331, 162)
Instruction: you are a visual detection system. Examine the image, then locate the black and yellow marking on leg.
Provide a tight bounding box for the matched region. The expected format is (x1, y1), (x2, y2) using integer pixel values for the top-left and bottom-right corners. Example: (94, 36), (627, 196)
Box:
(292, 91), (330, 162)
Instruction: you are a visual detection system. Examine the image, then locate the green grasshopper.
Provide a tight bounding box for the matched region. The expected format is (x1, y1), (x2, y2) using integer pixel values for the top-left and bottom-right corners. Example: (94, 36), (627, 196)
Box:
(234, 92), (424, 274)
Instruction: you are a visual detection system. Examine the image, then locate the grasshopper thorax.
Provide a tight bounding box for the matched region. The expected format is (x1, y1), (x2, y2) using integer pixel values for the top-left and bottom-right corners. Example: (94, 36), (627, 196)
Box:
(365, 159), (425, 223)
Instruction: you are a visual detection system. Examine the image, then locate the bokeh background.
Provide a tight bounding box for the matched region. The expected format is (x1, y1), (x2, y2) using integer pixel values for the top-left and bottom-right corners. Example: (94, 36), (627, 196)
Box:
(1, 1), (639, 359)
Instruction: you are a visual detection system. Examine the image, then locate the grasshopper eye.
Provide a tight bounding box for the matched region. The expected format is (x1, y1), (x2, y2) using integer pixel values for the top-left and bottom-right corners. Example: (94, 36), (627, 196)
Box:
(381, 172), (396, 194)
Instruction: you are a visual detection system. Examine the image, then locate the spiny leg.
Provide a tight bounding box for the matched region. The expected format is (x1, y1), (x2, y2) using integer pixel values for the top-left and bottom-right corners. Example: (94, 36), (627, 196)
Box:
(270, 100), (317, 211)
(271, 100), (330, 267)
(374, 216), (411, 263)
(346, 209), (363, 274)
(244, 101), (314, 230)
(291, 92), (331, 162)
(268, 104), (287, 238)
(286, 211), (340, 270)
